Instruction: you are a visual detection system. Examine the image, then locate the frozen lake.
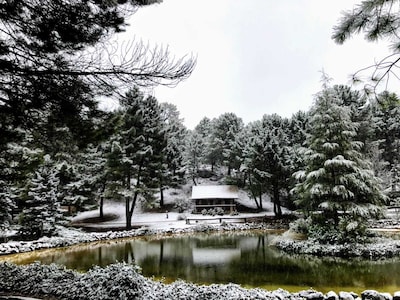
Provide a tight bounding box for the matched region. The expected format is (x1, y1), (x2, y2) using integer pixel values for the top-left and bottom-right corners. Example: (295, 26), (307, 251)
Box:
(4, 231), (400, 293)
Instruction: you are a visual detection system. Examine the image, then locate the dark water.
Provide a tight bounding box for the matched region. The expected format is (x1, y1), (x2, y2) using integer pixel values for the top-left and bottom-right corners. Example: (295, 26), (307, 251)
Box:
(3, 231), (400, 293)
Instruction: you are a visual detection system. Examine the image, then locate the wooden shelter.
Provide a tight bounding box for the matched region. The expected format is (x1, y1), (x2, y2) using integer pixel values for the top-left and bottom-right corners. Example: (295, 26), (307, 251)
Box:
(191, 185), (238, 214)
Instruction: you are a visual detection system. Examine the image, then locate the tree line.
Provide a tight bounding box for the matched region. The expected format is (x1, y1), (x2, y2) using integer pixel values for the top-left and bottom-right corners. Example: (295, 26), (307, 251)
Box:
(2, 80), (400, 240)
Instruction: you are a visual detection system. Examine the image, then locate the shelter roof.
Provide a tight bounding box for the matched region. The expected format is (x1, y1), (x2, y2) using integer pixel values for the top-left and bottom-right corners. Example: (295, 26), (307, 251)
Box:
(191, 185), (238, 200)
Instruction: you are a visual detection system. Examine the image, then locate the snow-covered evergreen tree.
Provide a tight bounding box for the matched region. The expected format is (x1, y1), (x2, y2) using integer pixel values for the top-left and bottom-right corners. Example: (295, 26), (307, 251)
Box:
(209, 113), (244, 175)
(292, 87), (385, 242)
(0, 128), (43, 230)
(371, 91), (400, 201)
(243, 121), (269, 210)
(60, 143), (108, 214)
(19, 155), (61, 239)
(184, 131), (205, 185)
(195, 117), (216, 171)
(331, 85), (373, 156)
(243, 114), (291, 215)
(106, 87), (167, 229)
(160, 103), (188, 201)
(285, 111), (309, 209)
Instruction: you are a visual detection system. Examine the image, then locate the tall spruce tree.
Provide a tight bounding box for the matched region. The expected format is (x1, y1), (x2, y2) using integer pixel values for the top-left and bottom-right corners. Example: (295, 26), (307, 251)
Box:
(292, 87), (385, 242)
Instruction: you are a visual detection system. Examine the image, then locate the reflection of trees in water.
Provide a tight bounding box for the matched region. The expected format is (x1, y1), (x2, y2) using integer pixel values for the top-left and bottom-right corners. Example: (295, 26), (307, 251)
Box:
(230, 239), (400, 289)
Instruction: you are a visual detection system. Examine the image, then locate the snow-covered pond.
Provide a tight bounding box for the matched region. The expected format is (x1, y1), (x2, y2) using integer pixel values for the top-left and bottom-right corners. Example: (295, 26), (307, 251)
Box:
(3, 231), (400, 293)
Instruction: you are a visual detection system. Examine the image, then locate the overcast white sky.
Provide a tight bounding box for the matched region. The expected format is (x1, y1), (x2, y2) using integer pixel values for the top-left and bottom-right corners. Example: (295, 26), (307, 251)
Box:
(120, 0), (393, 129)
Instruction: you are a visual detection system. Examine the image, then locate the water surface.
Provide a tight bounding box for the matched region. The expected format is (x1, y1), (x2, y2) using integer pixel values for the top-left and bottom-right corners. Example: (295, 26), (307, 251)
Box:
(2, 231), (400, 293)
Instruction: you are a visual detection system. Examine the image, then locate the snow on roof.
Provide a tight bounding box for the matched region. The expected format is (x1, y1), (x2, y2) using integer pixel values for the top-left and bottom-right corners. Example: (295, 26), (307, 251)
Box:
(191, 185), (239, 200)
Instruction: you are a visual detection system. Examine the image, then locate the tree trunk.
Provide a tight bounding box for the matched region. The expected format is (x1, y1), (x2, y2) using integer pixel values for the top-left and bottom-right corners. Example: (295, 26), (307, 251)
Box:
(160, 186), (164, 207)
(99, 196), (104, 219)
(273, 186), (282, 217)
(259, 186), (263, 210)
(159, 176), (164, 207)
(247, 172), (262, 210)
(126, 196), (132, 230)
(99, 182), (106, 219)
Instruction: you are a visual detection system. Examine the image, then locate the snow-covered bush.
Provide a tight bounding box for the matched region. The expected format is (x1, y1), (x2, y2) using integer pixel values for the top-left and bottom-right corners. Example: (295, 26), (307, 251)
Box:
(200, 208), (225, 216)
(174, 197), (190, 213)
(214, 207), (224, 216)
(177, 213), (186, 221)
(289, 217), (311, 235)
(0, 262), (146, 300)
(301, 214), (372, 244)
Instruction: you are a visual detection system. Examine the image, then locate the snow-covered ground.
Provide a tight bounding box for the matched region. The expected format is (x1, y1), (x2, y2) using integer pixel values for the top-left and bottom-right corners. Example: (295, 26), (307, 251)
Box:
(70, 202), (276, 230)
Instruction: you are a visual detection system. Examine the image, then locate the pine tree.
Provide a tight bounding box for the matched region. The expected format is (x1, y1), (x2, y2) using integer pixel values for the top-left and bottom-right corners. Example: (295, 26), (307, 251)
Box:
(60, 143), (108, 214)
(372, 91), (400, 202)
(285, 111), (309, 209)
(19, 155), (60, 239)
(0, 129), (43, 230)
(243, 121), (270, 211)
(210, 113), (244, 175)
(184, 131), (205, 185)
(243, 114), (291, 215)
(292, 87), (385, 242)
(106, 88), (167, 229)
(159, 103), (187, 204)
(195, 117), (217, 172)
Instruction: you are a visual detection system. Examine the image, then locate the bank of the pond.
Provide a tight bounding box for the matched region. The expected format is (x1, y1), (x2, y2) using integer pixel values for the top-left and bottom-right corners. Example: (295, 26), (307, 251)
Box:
(276, 236), (400, 259)
(1, 261), (400, 300)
